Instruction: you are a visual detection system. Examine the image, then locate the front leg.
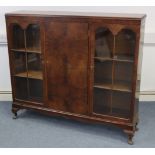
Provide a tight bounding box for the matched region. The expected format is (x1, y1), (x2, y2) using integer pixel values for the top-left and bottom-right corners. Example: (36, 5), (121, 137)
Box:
(13, 112), (17, 119)
(124, 130), (135, 145)
(135, 122), (139, 131)
(127, 134), (134, 145)
(12, 107), (19, 119)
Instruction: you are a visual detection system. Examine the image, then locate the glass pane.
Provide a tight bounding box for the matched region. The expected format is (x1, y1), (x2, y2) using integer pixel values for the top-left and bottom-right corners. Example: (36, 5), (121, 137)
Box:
(27, 53), (43, 80)
(12, 25), (25, 50)
(115, 29), (136, 61)
(26, 24), (41, 53)
(28, 79), (43, 102)
(93, 88), (111, 115)
(14, 77), (28, 100)
(111, 91), (131, 118)
(13, 52), (27, 77)
(11, 23), (43, 103)
(94, 60), (112, 90)
(95, 27), (113, 58)
(26, 24), (43, 102)
(113, 62), (133, 92)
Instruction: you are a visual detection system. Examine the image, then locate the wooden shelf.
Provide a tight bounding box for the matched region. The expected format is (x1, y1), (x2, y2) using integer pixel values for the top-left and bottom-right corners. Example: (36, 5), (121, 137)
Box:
(26, 48), (41, 54)
(94, 83), (112, 90)
(113, 82), (131, 92)
(113, 55), (134, 62)
(94, 57), (112, 62)
(14, 72), (27, 78)
(28, 71), (43, 79)
(94, 56), (133, 63)
(11, 48), (25, 52)
(94, 82), (131, 92)
(11, 48), (41, 54)
(14, 70), (43, 80)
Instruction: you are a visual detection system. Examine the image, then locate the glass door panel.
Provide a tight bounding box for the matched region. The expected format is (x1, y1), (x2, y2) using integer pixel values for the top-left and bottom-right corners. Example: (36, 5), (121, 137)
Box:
(13, 52), (27, 77)
(93, 88), (111, 115)
(95, 27), (113, 59)
(14, 77), (28, 100)
(111, 91), (131, 118)
(12, 24), (25, 51)
(94, 60), (112, 90)
(115, 29), (136, 61)
(28, 79), (43, 102)
(93, 26), (114, 116)
(26, 24), (43, 102)
(26, 24), (41, 53)
(11, 23), (43, 103)
(93, 25), (135, 119)
(27, 53), (43, 80)
(113, 62), (133, 92)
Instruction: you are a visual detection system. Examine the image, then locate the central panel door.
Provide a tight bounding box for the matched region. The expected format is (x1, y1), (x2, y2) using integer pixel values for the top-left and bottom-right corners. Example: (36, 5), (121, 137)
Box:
(46, 21), (88, 114)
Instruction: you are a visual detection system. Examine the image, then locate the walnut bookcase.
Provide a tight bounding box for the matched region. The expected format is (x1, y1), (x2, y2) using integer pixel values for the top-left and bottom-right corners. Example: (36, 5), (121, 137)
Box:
(5, 11), (146, 144)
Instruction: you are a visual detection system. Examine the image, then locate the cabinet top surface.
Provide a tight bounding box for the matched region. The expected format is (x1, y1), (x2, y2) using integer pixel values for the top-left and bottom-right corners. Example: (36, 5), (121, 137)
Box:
(5, 10), (146, 20)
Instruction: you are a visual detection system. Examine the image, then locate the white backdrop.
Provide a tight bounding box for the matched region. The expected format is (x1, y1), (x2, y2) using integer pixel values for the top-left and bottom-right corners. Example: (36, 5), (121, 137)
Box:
(0, 6), (155, 100)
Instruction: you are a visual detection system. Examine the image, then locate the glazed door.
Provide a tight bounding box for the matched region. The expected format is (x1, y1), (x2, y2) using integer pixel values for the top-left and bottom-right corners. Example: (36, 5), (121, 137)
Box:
(91, 23), (136, 119)
(46, 21), (88, 114)
(7, 20), (46, 105)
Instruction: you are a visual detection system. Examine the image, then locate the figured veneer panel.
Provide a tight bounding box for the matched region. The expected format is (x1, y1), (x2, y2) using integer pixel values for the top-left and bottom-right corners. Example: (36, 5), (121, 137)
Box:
(46, 21), (88, 114)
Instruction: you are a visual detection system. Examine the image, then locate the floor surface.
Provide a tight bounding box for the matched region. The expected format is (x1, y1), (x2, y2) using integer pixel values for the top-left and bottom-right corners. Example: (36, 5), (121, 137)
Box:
(0, 101), (155, 148)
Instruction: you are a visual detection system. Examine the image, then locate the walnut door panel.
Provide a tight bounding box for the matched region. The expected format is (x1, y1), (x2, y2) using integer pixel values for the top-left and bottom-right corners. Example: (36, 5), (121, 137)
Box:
(46, 21), (88, 114)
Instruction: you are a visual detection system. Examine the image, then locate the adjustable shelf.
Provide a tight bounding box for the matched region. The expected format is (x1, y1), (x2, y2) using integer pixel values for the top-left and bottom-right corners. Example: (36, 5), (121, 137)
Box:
(27, 70), (43, 80)
(94, 82), (131, 92)
(14, 70), (43, 80)
(94, 56), (134, 63)
(94, 83), (112, 90)
(11, 48), (41, 54)
(11, 48), (25, 52)
(27, 48), (41, 54)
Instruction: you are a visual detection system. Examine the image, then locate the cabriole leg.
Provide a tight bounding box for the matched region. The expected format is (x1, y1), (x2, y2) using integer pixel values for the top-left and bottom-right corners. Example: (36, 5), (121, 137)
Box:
(12, 107), (19, 119)
(135, 122), (139, 131)
(13, 112), (17, 119)
(124, 130), (134, 145)
(128, 134), (134, 145)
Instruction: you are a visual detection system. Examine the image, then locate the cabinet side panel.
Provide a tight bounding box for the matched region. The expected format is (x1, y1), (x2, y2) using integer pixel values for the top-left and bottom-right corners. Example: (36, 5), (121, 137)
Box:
(134, 19), (146, 123)
(45, 21), (89, 114)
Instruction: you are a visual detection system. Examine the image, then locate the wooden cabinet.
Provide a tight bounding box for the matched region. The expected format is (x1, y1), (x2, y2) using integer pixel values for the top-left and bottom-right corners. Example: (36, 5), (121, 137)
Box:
(5, 11), (146, 144)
